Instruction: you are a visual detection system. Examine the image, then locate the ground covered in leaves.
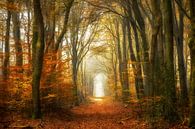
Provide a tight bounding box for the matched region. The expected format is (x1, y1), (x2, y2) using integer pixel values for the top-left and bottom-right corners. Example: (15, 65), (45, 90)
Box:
(1, 97), (190, 129)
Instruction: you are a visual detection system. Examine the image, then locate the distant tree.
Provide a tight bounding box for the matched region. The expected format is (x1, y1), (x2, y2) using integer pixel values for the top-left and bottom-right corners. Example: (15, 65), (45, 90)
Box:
(12, 0), (23, 69)
(25, 0), (32, 64)
(3, 0), (12, 81)
(114, 19), (126, 101)
(67, 1), (99, 105)
(121, 17), (130, 102)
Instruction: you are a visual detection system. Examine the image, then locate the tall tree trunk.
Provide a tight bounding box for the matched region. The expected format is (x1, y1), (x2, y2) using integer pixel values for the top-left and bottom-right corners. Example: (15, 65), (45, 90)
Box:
(173, 0), (189, 105)
(162, 0), (179, 121)
(51, 0), (74, 69)
(131, 0), (152, 96)
(150, 0), (162, 96)
(115, 19), (124, 96)
(26, 0), (31, 64)
(111, 45), (118, 99)
(45, 0), (56, 53)
(54, 0), (74, 52)
(3, 3), (11, 81)
(72, 44), (79, 105)
(131, 21), (145, 98)
(189, 0), (195, 127)
(121, 18), (130, 102)
(126, 19), (144, 99)
(113, 54), (118, 99)
(12, 7), (23, 69)
(32, 0), (45, 119)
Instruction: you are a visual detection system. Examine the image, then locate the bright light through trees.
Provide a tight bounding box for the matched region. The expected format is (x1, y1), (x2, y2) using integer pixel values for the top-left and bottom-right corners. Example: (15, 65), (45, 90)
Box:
(93, 73), (106, 97)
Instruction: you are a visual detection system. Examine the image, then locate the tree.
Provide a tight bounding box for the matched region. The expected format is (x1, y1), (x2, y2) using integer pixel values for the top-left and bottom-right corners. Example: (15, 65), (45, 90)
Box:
(126, 17), (144, 99)
(124, 1), (145, 99)
(54, 0), (74, 53)
(121, 17), (130, 102)
(3, 0), (12, 81)
(150, 0), (162, 96)
(12, 0), (23, 69)
(173, 0), (188, 105)
(162, 0), (179, 121)
(189, 0), (195, 127)
(44, 0), (74, 69)
(114, 18), (126, 101)
(131, 0), (152, 96)
(67, 1), (99, 105)
(32, 0), (45, 118)
(26, 0), (32, 64)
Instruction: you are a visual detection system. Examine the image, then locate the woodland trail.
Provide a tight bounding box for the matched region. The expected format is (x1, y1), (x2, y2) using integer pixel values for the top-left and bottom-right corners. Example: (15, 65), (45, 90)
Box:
(8, 97), (148, 129)
(5, 97), (189, 129)
(62, 97), (148, 129)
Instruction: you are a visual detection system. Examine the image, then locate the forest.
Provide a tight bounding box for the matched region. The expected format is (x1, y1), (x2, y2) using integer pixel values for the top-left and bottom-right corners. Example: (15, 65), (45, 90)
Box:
(0, 0), (195, 128)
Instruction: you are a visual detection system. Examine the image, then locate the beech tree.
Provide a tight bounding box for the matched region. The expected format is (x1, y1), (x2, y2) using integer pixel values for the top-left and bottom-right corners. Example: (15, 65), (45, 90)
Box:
(189, 0), (195, 127)
(32, 0), (45, 118)
(12, 0), (23, 70)
(162, 0), (179, 121)
(3, 0), (11, 81)
(173, 0), (188, 105)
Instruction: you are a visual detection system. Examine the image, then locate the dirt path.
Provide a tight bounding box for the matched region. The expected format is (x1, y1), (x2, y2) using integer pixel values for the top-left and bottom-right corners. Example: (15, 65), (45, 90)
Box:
(5, 97), (190, 129)
(7, 97), (148, 129)
(41, 97), (148, 129)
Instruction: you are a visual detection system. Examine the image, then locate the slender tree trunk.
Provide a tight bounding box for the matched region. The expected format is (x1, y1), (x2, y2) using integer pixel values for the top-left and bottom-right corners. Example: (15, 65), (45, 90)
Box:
(150, 0), (162, 96)
(115, 20), (124, 95)
(72, 44), (79, 105)
(12, 7), (23, 69)
(121, 18), (130, 102)
(111, 46), (118, 99)
(189, 0), (195, 127)
(173, 0), (189, 105)
(54, 0), (74, 52)
(131, 21), (145, 98)
(3, 4), (11, 81)
(32, 0), (45, 119)
(26, 1), (31, 64)
(51, 0), (74, 70)
(162, 0), (179, 121)
(45, 0), (56, 53)
(126, 19), (144, 99)
(131, 0), (152, 96)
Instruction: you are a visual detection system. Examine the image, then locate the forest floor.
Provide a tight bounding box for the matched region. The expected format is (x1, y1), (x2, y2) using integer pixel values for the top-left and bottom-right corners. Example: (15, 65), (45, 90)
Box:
(1, 97), (190, 129)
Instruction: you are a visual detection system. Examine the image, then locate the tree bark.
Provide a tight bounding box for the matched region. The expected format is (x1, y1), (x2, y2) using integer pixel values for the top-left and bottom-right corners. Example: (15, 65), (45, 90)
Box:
(162, 0), (179, 121)
(189, 0), (195, 127)
(72, 43), (79, 105)
(32, 0), (45, 119)
(173, 0), (189, 105)
(126, 3), (145, 99)
(121, 18), (130, 102)
(26, 0), (31, 64)
(54, 0), (74, 52)
(12, 3), (23, 69)
(126, 19), (144, 99)
(150, 0), (162, 96)
(131, 0), (152, 96)
(114, 19), (125, 100)
(3, 1), (11, 81)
